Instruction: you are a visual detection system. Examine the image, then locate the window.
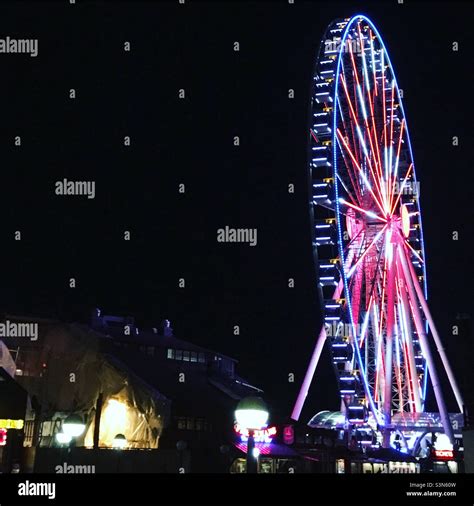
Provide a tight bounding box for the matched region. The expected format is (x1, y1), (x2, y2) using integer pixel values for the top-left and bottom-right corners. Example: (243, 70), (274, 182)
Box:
(186, 418), (194, 430)
(147, 346), (155, 356)
(165, 349), (203, 363)
(139, 345), (145, 353)
(177, 417), (186, 430)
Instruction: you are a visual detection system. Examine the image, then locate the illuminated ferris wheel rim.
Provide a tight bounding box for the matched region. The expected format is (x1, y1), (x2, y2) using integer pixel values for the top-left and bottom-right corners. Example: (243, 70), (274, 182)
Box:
(307, 14), (430, 425)
(330, 15), (427, 425)
(292, 14), (464, 447)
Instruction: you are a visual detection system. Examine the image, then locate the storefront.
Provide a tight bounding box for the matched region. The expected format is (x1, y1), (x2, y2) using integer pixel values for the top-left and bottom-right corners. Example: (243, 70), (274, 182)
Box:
(0, 367), (28, 472)
(230, 441), (300, 473)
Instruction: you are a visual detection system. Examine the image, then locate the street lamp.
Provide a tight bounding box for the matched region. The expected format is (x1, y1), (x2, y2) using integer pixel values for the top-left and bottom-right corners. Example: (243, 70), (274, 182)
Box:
(235, 397), (269, 474)
(62, 414), (86, 439)
(113, 434), (127, 450)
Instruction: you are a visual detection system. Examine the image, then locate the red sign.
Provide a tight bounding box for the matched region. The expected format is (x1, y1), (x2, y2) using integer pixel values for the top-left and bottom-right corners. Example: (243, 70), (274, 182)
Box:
(0, 429), (7, 446)
(283, 425), (294, 445)
(234, 424), (277, 443)
(434, 449), (454, 460)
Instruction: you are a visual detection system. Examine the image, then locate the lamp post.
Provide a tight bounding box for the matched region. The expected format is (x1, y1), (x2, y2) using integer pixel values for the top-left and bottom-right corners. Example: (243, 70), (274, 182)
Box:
(235, 397), (269, 474)
(62, 414), (86, 454)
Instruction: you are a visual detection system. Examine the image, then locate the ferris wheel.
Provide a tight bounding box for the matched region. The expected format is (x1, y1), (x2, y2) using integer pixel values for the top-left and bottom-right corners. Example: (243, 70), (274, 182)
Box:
(291, 14), (463, 448)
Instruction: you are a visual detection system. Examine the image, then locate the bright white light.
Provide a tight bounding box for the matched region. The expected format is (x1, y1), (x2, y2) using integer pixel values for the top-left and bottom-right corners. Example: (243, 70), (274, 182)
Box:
(112, 434), (127, 450)
(62, 423), (85, 438)
(357, 84), (368, 120)
(105, 399), (127, 424)
(56, 432), (72, 444)
(434, 433), (453, 452)
(235, 409), (269, 430)
(252, 447), (260, 458)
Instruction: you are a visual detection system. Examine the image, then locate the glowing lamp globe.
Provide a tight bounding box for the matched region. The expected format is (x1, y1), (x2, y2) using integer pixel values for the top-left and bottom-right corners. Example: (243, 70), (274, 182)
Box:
(113, 433), (127, 449)
(235, 397), (269, 430)
(62, 414), (86, 438)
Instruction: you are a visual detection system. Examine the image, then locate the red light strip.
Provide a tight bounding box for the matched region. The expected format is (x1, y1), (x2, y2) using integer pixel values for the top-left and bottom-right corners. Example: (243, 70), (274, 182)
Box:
(390, 163), (413, 216)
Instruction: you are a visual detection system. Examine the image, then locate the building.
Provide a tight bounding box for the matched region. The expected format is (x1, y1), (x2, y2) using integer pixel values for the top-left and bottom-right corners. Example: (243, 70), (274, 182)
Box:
(0, 311), (263, 472)
(90, 310), (264, 471)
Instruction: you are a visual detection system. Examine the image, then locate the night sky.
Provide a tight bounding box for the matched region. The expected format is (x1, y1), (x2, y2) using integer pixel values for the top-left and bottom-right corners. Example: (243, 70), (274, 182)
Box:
(0, 0), (472, 423)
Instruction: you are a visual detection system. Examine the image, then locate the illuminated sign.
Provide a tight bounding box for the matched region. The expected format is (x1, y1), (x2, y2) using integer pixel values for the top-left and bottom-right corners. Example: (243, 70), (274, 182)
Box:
(0, 419), (24, 430)
(234, 423), (277, 443)
(283, 425), (294, 445)
(434, 450), (454, 460)
(0, 429), (6, 446)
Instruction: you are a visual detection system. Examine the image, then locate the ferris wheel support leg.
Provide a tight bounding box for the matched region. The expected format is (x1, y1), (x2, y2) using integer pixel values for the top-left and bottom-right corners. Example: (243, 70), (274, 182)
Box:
(397, 272), (423, 412)
(291, 252), (351, 422)
(291, 324), (327, 421)
(398, 246), (455, 444)
(405, 251), (464, 413)
(382, 244), (396, 447)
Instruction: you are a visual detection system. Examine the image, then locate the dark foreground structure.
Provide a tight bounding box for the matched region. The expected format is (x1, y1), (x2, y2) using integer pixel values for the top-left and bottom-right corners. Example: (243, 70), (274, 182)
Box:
(0, 312), (263, 472)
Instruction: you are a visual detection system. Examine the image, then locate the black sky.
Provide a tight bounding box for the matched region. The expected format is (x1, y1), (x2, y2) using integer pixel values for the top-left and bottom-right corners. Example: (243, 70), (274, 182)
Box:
(0, 0), (472, 423)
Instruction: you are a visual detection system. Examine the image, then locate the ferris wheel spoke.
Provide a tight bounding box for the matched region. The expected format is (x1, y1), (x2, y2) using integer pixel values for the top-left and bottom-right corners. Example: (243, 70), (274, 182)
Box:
(404, 238), (424, 264)
(336, 129), (387, 216)
(390, 162), (413, 216)
(355, 23), (384, 199)
(388, 118), (406, 211)
(347, 224), (387, 279)
(339, 74), (385, 208)
(336, 171), (361, 208)
(387, 80), (396, 204)
(369, 29), (378, 97)
(363, 34), (386, 195)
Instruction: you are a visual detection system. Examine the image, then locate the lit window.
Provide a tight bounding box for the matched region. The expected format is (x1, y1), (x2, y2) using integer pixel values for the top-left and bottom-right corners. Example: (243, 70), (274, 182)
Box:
(167, 349), (175, 359)
(186, 418), (194, 430)
(175, 350), (183, 361)
(191, 352), (197, 363)
(177, 417), (186, 430)
(198, 353), (205, 363)
(183, 351), (190, 362)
